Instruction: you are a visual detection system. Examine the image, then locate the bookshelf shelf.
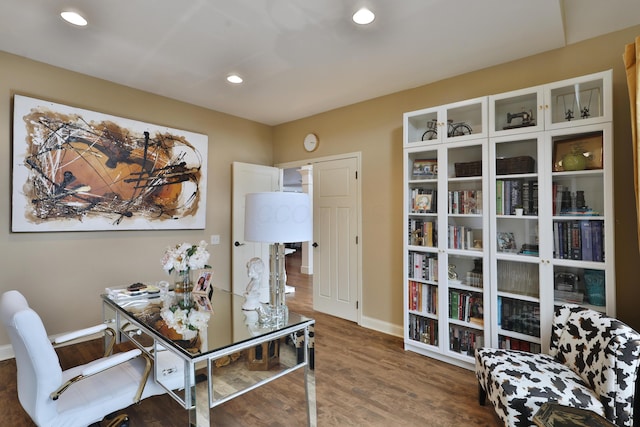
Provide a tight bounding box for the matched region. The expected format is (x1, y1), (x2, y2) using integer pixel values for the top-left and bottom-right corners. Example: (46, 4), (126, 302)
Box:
(403, 70), (614, 369)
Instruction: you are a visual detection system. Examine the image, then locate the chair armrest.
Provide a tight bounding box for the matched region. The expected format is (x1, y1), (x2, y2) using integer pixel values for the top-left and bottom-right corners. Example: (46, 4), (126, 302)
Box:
(53, 324), (107, 344)
(50, 349), (143, 400)
(82, 349), (141, 376)
(53, 324), (116, 356)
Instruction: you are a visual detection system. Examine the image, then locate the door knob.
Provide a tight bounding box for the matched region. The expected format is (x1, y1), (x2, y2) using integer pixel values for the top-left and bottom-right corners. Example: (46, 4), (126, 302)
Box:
(234, 241), (245, 247)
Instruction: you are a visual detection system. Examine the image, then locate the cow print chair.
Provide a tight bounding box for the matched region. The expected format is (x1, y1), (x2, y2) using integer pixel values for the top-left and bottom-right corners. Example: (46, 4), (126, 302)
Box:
(475, 304), (640, 426)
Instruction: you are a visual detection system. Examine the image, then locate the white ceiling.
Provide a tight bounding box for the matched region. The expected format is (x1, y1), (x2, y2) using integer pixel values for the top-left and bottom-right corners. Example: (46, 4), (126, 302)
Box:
(1, 0), (639, 126)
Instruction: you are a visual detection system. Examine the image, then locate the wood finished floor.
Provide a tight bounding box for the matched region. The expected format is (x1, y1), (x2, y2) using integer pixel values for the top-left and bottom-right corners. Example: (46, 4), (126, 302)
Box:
(0, 252), (501, 426)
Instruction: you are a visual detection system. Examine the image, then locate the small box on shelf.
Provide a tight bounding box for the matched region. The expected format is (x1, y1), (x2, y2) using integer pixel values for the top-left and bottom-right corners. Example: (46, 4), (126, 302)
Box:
(454, 160), (482, 177)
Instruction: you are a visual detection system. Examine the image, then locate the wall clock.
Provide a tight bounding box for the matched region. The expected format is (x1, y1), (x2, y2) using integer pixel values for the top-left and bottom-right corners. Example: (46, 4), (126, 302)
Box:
(303, 133), (319, 152)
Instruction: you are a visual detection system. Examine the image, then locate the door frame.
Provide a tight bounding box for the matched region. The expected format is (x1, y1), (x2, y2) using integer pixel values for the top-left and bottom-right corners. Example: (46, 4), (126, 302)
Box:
(277, 152), (363, 325)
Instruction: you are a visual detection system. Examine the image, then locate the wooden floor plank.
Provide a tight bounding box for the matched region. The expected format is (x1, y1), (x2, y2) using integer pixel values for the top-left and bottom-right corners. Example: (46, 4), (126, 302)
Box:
(0, 251), (500, 426)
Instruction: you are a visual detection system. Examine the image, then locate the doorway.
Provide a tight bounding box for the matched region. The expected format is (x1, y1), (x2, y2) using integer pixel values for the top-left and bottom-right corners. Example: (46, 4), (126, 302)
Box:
(278, 153), (361, 324)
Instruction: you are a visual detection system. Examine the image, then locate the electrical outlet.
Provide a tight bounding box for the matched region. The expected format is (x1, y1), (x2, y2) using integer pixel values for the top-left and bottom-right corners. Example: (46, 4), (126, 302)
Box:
(210, 235), (220, 245)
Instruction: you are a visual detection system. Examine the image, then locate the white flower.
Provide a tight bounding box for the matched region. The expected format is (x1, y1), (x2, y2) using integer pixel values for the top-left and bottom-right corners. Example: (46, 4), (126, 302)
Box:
(162, 240), (210, 273)
(161, 303), (210, 334)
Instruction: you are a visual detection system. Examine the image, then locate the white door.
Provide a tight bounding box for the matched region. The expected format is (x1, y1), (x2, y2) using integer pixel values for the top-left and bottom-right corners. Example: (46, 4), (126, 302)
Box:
(313, 157), (359, 322)
(231, 162), (280, 302)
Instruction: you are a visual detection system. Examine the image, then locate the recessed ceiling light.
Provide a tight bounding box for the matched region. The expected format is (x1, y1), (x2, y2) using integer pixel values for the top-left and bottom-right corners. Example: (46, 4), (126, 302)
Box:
(60, 11), (87, 26)
(227, 74), (243, 84)
(352, 7), (375, 25)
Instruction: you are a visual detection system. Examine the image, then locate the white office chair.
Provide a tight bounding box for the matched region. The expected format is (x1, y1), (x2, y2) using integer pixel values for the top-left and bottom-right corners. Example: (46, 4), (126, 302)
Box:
(0, 290), (173, 427)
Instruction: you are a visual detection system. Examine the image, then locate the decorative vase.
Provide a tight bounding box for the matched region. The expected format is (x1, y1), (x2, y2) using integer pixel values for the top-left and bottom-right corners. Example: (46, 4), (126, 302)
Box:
(562, 152), (586, 171)
(174, 269), (193, 294)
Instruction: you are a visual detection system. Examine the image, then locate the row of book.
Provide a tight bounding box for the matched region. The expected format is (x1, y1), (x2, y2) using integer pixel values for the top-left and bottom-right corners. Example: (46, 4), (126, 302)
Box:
(497, 336), (541, 353)
(408, 314), (438, 346)
(408, 218), (437, 247)
(410, 188), (437, 213)
(496, 179), (538, 215)
(553, 220), (604, 261)
(449, 290), (484, 326)
(449, 325), (484, 356)
(408, 252), (438, 282)
(449, 190), (482, 214)
(498, 296), (541, 337)
(466, 271), (483, 288)
(408, 281), (438, 314)
(447, 225), (481, 250)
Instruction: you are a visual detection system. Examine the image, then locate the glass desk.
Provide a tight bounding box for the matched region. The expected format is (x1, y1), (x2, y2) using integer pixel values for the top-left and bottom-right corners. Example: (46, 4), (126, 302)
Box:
(102, 288), (316, 426)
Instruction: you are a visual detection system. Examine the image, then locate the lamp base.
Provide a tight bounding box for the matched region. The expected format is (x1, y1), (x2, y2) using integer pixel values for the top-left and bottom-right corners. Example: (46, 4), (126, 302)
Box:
(268, 243), (288, 325)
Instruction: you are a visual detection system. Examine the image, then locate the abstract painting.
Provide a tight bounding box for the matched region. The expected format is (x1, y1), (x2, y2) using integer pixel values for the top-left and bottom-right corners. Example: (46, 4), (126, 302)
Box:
(12, 95), (208, 232)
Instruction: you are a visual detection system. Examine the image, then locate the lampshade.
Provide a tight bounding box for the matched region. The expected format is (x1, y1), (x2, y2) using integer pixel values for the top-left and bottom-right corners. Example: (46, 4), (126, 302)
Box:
(244, 192), (312, 243)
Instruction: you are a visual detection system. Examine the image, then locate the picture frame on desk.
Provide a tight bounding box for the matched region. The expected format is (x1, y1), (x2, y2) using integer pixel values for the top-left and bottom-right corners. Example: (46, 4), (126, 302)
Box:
(553, 134), (603, 172)
(194, 270), (213, 293)
(194, 294), (214, 312)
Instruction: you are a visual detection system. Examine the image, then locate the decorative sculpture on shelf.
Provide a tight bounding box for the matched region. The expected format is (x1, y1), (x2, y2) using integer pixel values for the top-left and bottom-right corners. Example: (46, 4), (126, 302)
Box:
(448, 264), (458, 280)
(504, 110), (535, 129)
(242, 257), (264, 311)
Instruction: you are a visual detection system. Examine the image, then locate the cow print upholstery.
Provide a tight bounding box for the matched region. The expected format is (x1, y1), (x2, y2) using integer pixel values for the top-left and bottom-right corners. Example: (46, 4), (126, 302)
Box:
(475, 305), (640, 426)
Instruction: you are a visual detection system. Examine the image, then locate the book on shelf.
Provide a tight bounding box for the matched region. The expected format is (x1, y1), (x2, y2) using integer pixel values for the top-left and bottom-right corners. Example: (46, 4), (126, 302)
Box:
(552, 220), (604, 261)
(409, 314), (438, 346)
(496, 179), (537, 215)
(448, 190), (482, 214)
(449, 325), (482, 356)
(499, 297), (540, 337)
(409, 219), (437, 247)
(449, 290), (483, 325)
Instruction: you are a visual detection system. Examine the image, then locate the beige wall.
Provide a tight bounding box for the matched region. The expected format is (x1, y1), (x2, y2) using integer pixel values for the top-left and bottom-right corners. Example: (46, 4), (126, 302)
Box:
(0, 51), (273, 346)
(273, 25), (640, 331)
(2, 25), (640, 349)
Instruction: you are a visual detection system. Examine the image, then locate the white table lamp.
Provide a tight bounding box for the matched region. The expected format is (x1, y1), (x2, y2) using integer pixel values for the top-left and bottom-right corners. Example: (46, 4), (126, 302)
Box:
(244, 192), (312, 322)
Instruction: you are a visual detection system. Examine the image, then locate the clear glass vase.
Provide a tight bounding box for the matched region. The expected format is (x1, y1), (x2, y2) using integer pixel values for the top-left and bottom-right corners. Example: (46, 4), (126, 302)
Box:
(174, 269), (193, 295)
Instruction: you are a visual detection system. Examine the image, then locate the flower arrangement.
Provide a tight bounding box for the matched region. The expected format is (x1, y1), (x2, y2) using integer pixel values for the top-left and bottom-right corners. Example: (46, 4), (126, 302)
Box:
(161, 240), (210, 274)
(160, 302), (210, 336)
(159, 240), (212, 339)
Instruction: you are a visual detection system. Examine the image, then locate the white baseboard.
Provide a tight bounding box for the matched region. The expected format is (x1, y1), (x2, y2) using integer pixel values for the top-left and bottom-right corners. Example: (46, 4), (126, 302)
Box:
(0, 344), (14, 361)
(360, 315), (403, 338)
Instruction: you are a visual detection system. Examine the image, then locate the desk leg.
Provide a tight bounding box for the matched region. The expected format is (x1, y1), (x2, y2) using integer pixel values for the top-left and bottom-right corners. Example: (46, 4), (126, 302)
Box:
(304, 326), (317, 427)
(188, 364), (210, 427)
(296, 325), (315, 370)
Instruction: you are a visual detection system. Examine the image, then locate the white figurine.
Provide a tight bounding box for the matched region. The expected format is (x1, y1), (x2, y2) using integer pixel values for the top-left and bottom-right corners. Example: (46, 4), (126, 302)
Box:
(242, 257), (264, 310)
